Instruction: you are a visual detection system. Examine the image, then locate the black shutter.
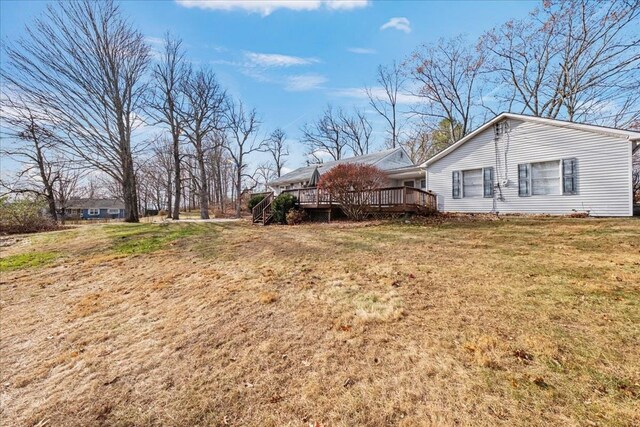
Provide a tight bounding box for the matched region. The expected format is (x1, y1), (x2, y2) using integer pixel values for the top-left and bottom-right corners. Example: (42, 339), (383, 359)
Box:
(452, 171), (461, 199)
(562, 158), (578, 195)
(518, 164), (530, 197)
(483, 167), (494, 198)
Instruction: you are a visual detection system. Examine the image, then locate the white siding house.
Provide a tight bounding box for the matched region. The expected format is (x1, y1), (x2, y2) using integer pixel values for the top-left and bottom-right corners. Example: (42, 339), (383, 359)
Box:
(426, 113), (640, 217)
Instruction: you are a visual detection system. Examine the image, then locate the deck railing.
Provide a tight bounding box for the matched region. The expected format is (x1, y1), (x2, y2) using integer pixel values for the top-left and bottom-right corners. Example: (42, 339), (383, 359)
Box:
(281, 186), (437, 211)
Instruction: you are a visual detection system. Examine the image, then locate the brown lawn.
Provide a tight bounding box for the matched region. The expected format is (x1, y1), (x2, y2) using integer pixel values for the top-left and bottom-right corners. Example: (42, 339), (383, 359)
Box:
(0, 217), (639, 426)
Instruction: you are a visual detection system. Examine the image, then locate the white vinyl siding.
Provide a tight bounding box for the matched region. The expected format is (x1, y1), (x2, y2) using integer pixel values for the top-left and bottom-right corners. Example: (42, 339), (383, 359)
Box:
(462, 169), (482, 197)
(426, 118), (633, 216)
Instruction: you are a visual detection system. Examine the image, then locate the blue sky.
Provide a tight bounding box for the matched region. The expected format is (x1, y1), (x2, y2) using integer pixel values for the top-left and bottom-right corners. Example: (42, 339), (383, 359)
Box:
(1, 0), (536, 173)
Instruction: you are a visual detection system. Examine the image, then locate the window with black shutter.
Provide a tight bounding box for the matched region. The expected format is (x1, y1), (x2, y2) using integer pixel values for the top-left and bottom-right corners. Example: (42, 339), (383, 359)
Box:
(483, 167), (494, 198)
(562, 158), (578, 195)
(518, 164), (530, 197)
(452, 171), (461, 199)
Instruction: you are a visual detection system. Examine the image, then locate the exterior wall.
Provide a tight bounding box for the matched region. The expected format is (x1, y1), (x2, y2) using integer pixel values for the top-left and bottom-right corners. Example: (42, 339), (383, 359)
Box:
(389, 176), (427, 189)
(76, 208), (125, 219)
(427, 118), (633, 216)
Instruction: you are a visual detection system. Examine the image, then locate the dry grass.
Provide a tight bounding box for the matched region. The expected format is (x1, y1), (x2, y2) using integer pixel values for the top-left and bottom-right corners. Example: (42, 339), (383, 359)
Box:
(0, 217), (639, 426)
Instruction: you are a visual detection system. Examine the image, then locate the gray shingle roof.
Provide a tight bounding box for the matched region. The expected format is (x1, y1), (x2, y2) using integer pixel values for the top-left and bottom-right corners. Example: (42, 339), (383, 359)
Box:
(269, 148), (410, 186)
(65, 198), (125, 209)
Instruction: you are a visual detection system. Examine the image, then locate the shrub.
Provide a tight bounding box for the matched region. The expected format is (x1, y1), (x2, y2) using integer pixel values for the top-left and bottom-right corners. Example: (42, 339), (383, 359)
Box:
(0, 197), (59, 235)
(318, 163), (387, 221)
(271, 193), (297, 224)
(248, 194), (266, 211)
(285, 208), (307, 225)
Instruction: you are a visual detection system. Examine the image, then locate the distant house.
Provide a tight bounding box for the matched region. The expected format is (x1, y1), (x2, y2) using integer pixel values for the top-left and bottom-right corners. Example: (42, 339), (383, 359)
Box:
(63, 198), (125, 220)
(425, 113), (640, 216)
(268, 147), (426, 193)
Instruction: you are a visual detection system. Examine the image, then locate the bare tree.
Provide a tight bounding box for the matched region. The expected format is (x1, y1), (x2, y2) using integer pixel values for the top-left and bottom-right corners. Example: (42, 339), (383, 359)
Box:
(54, 165), (83, 222)
(406, 36), (485, 142)
(366, 61), (405, 148)
(301, 105), (349, 162)
(148, 34), (188, 220)
(481, 0), (640, 126)
(2, 0), (149, 222)
(2, 0), (150, 222)
(0, 94), (60, 219)
(265, 128), (289, 178)
(224, 99), (265, 218)
(181, 69), (226, 219)
(340, 108), (373, 156)
(252, 162), (277, 191)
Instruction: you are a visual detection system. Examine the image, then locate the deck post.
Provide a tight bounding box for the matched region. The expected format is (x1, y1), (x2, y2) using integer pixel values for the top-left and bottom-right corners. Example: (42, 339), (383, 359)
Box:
(316, 187), (319, 208)
(378, 189), (382, 210)
(402, 186), (407, 210)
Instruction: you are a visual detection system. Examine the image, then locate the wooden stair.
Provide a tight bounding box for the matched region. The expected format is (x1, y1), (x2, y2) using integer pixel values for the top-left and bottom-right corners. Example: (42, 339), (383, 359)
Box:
(252, 192), (274, 225)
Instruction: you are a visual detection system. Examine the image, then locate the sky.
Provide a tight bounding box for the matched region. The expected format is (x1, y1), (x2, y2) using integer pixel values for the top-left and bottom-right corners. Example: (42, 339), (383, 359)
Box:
(0, 0), (537, 175)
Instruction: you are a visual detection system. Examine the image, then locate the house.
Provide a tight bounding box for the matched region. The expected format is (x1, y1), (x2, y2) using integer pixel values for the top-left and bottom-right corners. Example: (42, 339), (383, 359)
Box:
(268, 147), (426, 193)
(253, 148), (435, 224)
(425, 113), (640, 217)
(63, 198), (125, 219)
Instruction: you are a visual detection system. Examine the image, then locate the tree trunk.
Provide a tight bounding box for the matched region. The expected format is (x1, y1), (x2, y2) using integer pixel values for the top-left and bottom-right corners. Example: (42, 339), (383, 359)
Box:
(122, 167), (139, 222)
(235, 167), (242, 218)
(166, 171), (172, 218)
(197, 151), (210, 219)
(172, 137), (181, 220)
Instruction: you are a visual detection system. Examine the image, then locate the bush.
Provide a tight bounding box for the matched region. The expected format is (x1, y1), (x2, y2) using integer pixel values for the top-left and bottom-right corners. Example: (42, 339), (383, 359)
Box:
(0, 197), (59, 235)
(318, 163), (387, 221)
(248, 194), (266, 211)
(285, 208), (307, 225)
(271, 193), (297, 224)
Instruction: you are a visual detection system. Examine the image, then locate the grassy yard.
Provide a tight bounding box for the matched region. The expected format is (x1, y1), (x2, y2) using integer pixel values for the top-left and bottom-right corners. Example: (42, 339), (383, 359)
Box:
(0, 217), (638, 426)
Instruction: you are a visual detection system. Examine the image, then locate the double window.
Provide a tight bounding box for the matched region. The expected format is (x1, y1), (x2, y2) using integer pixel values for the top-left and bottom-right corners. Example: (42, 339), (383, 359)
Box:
(518, 158), (578, 196)
(107, 208), (120, 214)
(452, 167), (494, 199)
(88, 208), (100, 216)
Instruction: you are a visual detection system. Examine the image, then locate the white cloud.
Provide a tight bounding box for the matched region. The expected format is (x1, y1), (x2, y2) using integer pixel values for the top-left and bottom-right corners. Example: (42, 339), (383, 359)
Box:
(245, 52), (319, 67)
(347, 47), (377, 55)
(380, 17), (411, 33)
(285, 74), (328, 91)
(332, 87), (423, 105)
(175, 0), (368, 16)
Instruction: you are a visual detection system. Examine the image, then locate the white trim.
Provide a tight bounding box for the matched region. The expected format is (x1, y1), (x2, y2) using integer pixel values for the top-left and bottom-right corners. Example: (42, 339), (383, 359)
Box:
(107, 208), (121, 214)
(426, 113), (640, 166)
(88, 208), (100, 216)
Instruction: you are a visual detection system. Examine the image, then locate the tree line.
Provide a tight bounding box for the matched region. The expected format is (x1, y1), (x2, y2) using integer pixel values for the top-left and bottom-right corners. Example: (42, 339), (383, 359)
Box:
(1, 0), (638, 222)
(302, 0), (639, 165)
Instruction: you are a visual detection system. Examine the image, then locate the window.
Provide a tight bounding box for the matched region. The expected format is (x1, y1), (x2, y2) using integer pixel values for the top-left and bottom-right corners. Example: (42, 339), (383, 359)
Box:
(519, 159), (571, 197)
(88, 208), (100, 216)
(107, 208), (120, 214)
(403, 180), (415, 188)
(531, 160), (560, 195)
(452, 171), (461, 199)
(562, 158), (578, 195)
(483, 167), (494, 198)
(420, 179), (426, 189)
(462, 169), (483, 198)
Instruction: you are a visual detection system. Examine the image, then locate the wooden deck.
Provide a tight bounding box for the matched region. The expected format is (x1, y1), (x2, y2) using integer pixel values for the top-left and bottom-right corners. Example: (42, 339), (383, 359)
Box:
(281, 186), (437, 214)
(252, 186), (437, 224)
